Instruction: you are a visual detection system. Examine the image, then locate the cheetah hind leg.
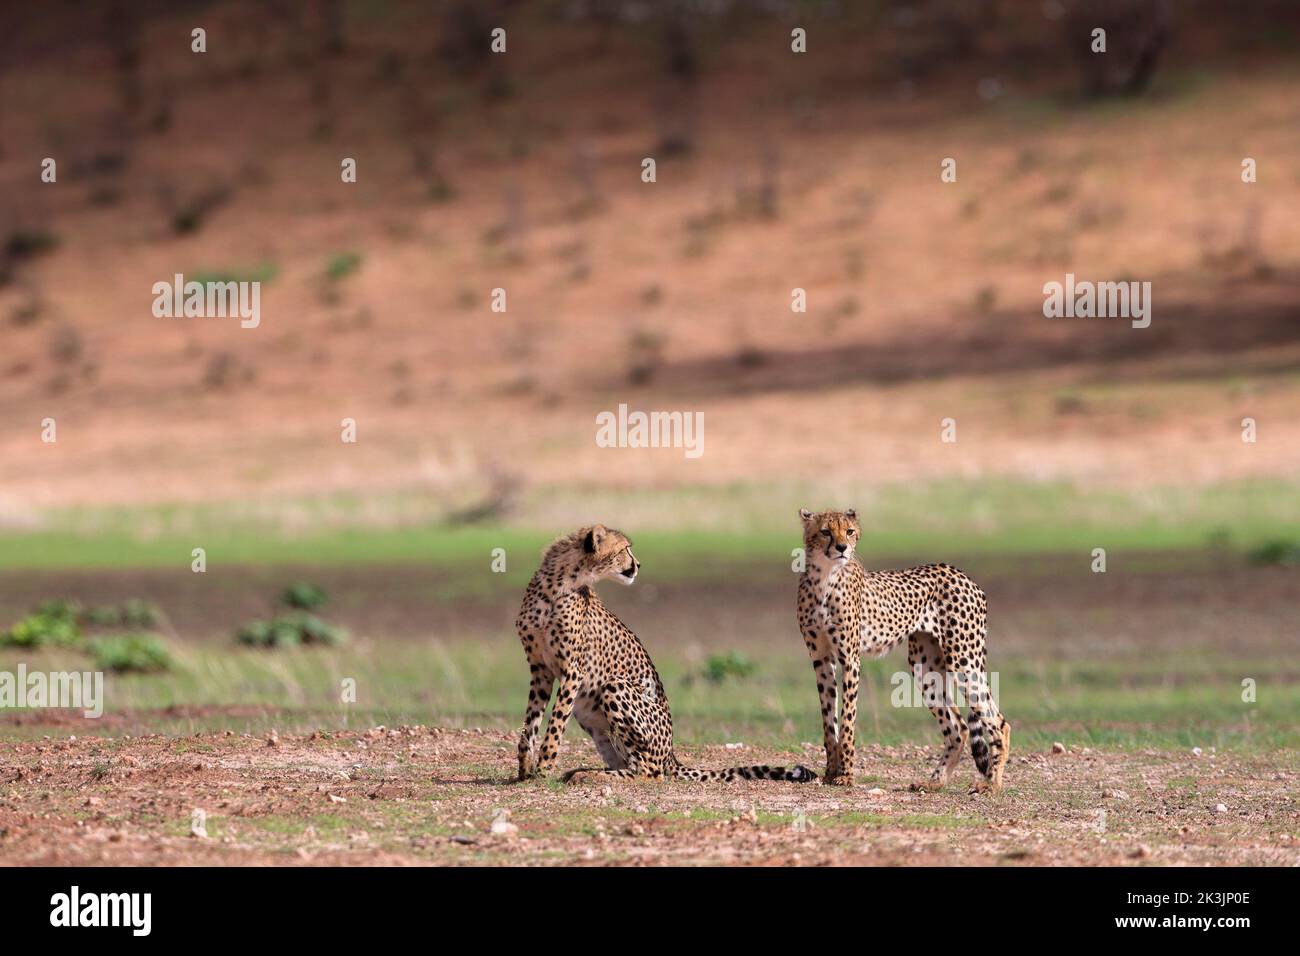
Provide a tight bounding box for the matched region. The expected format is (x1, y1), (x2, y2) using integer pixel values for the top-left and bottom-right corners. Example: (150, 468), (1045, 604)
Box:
(970, 716), (1011, 795)
(990, 718), (1011, 790)
(907, 634), (966, 791)
(563, 680), (669, 785)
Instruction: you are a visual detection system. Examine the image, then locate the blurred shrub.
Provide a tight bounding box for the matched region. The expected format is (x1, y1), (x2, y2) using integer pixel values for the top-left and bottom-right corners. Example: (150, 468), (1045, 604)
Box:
(324, 252), (362, 281)
(169, 185), (231, 235)
(4, 229), (60, 261)
(237, 613), (347, 649)
(2, 599), (173, 670)
(89, 633), (173, 673)
(281, 582), (328, 611)
(702, 651), (757, 684)
(2, 600), (82, 648)
(85, 598), (163, 629)
(1248, 540), (1300, 567)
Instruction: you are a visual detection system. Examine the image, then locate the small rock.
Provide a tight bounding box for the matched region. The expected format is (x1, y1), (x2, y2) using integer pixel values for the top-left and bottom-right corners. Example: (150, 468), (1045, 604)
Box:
(724, 742), (745, 750)
(490, 808), (517, 836)
(327, 793), (347, 804)
(1191, 747), (1203, 757)
(1214, 803), (1228, 813)
(1131, 844), (1152, 859)
(1050, 742), (1066, 755)
(1102, 789), (1130, 800)
(866, 787), (886, 797)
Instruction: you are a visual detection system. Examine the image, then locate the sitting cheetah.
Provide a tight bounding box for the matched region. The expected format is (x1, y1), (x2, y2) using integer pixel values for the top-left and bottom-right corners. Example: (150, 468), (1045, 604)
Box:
(516, 524), (816, 784)
(796, 509), (1011, 792)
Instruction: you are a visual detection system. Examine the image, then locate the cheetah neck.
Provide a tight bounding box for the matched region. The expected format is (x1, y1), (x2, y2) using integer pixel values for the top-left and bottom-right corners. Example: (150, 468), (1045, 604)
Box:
(804, 551), (853, 598)
(532, 548), (599, 599)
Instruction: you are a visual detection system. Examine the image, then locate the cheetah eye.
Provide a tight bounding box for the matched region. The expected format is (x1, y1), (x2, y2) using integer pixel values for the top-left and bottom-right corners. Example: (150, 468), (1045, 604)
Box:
(847, 529), (856, 536)
(820, 529), (830, 536)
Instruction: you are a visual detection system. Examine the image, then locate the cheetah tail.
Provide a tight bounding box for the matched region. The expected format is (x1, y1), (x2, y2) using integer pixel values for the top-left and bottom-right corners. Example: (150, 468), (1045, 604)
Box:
(669, 756), (817, 783)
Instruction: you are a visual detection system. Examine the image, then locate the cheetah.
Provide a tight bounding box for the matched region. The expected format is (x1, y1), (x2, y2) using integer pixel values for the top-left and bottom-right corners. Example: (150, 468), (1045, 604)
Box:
(516, 524), (816, 784)
(796, 509), (1011, 793)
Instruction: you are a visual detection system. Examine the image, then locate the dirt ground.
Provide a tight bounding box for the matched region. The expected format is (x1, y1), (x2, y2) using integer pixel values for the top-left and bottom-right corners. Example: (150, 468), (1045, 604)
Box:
(0, 722), (1295, 866)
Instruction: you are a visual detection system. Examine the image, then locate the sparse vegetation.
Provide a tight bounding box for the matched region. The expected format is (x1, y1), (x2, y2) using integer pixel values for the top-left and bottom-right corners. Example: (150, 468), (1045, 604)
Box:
(2, 599), (83, 648)
(1, 598), (173, 670)
(1247, 539), (1300, 567)
(701, 650), (756, 684)
(84, 598), (163, 629)
(88, 632), (172, 673)
(324, 252), (362, 282)
(236, 612), (347, 648)
(190, 263), (278, 287)
(167, 185), (232, 235)
(236, 584), (347, 648)
(282, 582), (328, 611)
(4, 229), (60, 261)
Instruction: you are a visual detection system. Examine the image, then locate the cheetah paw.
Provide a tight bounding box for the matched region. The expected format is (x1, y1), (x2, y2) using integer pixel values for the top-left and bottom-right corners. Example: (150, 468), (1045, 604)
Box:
(969, 779), (1002, 795)
(824, 774), (854, 787)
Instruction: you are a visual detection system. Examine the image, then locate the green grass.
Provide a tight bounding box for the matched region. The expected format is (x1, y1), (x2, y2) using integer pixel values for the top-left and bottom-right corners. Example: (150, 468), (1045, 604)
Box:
(3, 477), (1299, 571)
(323, 251), (362, 281)
(3, 641), (1296, 752)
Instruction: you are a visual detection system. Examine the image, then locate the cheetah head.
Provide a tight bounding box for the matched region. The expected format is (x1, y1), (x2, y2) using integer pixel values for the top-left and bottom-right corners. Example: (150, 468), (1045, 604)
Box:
(575, 524), (640, 587)
(799, 508), (860, 564)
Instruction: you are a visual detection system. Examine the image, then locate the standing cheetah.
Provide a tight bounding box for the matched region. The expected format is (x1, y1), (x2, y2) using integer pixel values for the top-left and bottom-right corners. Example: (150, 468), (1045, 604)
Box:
(516, 524), (816, 784)
(796, 509), (1011, 792)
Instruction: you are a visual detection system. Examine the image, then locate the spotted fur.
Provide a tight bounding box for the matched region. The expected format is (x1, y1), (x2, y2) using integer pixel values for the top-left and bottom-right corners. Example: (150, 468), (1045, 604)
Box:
(516, 524), (816, 785)
(796, 509), (1011, 792)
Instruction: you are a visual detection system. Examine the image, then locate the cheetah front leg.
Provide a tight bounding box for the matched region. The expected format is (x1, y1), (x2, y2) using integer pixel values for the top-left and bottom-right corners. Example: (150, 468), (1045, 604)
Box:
(831, 648), (860, 787)
(536, 666), (582, 775)
(804, 633), (842, 781)
(517, 664), (555, 780)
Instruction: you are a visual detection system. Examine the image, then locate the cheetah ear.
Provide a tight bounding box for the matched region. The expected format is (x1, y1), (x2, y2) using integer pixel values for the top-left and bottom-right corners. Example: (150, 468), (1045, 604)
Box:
(583, 524), (607, 553)
(798, 508), (814, 522)
(845, 509), (856, 519)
